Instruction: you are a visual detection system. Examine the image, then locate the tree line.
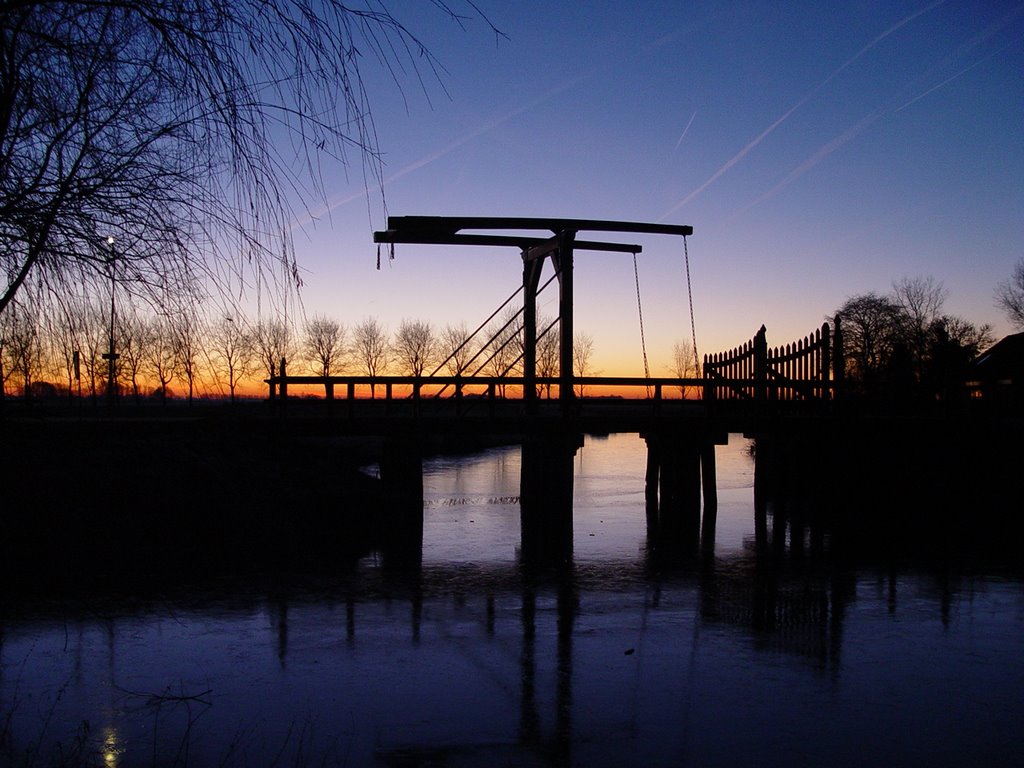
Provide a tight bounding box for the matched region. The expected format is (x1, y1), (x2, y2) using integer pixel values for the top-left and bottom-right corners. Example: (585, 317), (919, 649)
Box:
(3, 267), (1019, 404)
(0, 297), (619, 403)
(830, 275), (1010, 399)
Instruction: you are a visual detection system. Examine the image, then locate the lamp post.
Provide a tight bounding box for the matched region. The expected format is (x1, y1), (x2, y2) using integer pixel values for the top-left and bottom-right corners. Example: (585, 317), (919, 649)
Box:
(102, 235), (119, 406)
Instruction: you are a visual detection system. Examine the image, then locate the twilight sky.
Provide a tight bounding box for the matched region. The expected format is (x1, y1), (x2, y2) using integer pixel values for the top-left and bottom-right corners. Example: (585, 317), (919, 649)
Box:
(282, 0), (1023, 376)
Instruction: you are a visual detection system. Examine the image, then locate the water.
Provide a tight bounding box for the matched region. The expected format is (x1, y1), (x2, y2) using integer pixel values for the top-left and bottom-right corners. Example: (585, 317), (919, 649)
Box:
(3, 434), (1023, 766)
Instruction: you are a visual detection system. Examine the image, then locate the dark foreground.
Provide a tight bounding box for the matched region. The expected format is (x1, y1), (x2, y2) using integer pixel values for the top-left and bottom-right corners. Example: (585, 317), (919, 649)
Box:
(1, 413), (387, 590)
(1, 429), (1022, 767)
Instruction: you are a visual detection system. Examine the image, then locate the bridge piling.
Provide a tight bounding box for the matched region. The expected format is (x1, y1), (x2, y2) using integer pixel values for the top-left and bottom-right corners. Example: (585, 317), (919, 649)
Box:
(701, 443), (719, 555)
(520, 430), (582, 563)
(643, 433), (711, 552)
(379, 435), (424, 558)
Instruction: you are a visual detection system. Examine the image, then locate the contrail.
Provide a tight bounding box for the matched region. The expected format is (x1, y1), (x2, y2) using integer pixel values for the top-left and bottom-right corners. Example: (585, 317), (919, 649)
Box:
(660, 97), (808, 220)
(659, 0), (947, 220)
(672, 111), (697, 155)
(738, 110), (883, 214)
(290, 73), (592, 231)
(897, 34), (1022, 112)
(294, 15), (717, 233)
(734, 8), (1022, 214)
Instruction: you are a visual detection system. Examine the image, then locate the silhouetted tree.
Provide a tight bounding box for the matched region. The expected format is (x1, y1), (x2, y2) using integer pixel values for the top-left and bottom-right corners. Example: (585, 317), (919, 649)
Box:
(835, 280), (994, 399)
(483, 306), (522, 396)
(0, 1), (501, 316)
(303, 316), (347, 378)
(2, 302), (40, 399)
(393, 319), (437, 377)
(79, 300), (110, 402)
(923, 317), (992, 402)
(144, 316), (177, 404)
(118, 308), (149, 404)
(440, 322), (475, 376)
(669, 339), (697, 398)
(253, 318), (295, 389)
(352, 317), (390, 397)
(40, 296), (85, 401)
(210, 315), (254, 403)
(172, 312), (203, 405)
(940, 315), (994, 355)
(833, 292), (905, 392)
(892, 276), (947, 380)
(0, 312), (8, 397)
(536, 315), (559, 398)
(573, 331), (596, 397)
(996, 259), (1024, 331)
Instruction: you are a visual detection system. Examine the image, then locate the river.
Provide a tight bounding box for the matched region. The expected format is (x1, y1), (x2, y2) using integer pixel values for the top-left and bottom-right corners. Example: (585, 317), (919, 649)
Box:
(2, 433), (1022, 766)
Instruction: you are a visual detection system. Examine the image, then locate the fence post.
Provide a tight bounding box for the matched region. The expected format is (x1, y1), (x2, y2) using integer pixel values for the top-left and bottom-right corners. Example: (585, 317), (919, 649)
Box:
(279, 357), (288, 405)
(268, 360), (277, 402)
(832, 315), (844, 402)
(821, 322), (831, 402)
(754, 325), (768, 404)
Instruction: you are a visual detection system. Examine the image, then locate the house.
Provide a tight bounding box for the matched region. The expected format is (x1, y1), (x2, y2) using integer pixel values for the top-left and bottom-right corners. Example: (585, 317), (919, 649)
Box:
(969, 332), (1024, 409)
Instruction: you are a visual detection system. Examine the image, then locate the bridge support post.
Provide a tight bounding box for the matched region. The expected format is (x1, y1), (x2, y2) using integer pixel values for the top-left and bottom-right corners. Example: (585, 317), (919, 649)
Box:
(700, 443), (718, 555)
(379, 435), (424, 562)
(659, 439), (701, 547)
(520, 430), (582, 564)
(644, 432), (719, 554)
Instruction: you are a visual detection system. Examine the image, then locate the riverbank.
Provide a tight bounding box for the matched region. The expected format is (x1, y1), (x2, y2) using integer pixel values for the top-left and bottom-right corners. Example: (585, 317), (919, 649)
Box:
(1, 414), (388, 592)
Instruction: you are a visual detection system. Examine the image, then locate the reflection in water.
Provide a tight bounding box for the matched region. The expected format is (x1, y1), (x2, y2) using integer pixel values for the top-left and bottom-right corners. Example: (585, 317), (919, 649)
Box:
(2, 434), (1023, 765)
(102, 726), (124, 767)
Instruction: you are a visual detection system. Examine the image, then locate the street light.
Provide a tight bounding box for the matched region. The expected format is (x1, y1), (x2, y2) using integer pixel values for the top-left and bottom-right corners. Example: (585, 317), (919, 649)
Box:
(102, 235), (118, 406)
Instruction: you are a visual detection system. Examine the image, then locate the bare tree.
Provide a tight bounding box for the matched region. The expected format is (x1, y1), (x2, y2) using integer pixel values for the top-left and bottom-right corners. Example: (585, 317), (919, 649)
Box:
(996, 259), (1024, 331)
(573, 331), (596, 397)
(440, 322), (476, 376)
(253, 318), (295, 387)
(0, 2), (502, 316)
(535, 315), (559, 398)
(0, 310), (10, 397)
(832, 293), (905, 390)
(79, 300), (111, 402)
(393, 319), (437, 377)
(2, 302), (41, 399)
(41, 295), (86, 401)
(144, 316), (177, 404)
(303, 315), (347, 378)
(668, 339), (698, 398)
(171, 313), (204, 405)
(210, 315), (254, 403)
(940, 316), (995, 357)
(892, 276), (947, 378)
(352, 317), (390, 397)
(482, 306), (522, 396)
(117, 309), (149, 404)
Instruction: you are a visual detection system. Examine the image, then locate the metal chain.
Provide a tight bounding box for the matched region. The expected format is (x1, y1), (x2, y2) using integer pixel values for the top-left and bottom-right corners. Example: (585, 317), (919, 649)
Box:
(683, 234), (699, 373)
(632, 252), (651, 390)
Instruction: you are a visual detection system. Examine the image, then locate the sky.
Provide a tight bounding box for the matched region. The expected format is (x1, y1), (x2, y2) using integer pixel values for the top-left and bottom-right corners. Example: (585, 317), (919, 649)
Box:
(282, 0), (1024, 378)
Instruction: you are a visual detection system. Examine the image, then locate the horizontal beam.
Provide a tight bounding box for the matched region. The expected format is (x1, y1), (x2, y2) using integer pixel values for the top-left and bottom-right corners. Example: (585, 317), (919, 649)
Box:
(268, 374), (713, 389)
(375, 215), (692, 241)
(374, 232), (642, 254)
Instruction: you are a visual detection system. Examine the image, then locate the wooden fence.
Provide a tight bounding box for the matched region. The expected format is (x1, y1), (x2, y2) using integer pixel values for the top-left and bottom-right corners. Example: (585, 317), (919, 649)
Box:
(702, 320), (844, 403)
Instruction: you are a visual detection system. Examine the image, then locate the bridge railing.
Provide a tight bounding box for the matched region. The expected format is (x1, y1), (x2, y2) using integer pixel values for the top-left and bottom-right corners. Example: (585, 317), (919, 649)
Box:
(264, 365), (706, 415)
(267, 318), (847, 415)
(703, 322), (843, 406)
